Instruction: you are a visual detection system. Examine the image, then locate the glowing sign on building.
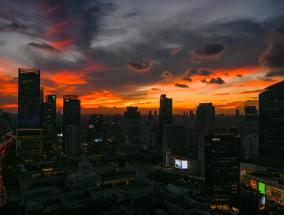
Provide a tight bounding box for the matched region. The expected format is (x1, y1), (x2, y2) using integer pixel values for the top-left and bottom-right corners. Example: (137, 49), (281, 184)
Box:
(258, 182), (265, 194)
(250, 179), (257, 190)
(175, 159), (188, 169)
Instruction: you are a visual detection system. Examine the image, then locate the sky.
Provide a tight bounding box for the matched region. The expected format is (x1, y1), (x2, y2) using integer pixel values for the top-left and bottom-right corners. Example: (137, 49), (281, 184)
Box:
(0, 0), (284, 114)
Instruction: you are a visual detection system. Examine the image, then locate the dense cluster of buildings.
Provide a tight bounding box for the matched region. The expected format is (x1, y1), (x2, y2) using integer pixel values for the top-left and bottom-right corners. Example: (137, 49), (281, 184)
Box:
(0, 68), (283, 214)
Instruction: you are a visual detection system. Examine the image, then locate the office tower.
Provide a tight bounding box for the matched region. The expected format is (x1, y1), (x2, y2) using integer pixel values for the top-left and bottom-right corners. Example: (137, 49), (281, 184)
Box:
(236, 109), (240, 116)
(65, 125), (80, 156)
(124, 106), (141, 154)
(148, 110), (153, 122)
(111, 122), (120, 140)
(204, 134), (240, 210)
(41, 95), (56, 154)
(16, 129), (42, 162)
(153, 109), (158, 121)
(259, 80), (284, 165)
(88, 114), (104, 142)
(159, 95), (172, 150)
(244, 134), (259, 160)
(63, 95), (81, 155)
(40, 87), (44, 103)
(244, 106), (257, 122)
(18, 68), (40, 128)
(163, 125), (186, 166)
(196, 103), (215, 130)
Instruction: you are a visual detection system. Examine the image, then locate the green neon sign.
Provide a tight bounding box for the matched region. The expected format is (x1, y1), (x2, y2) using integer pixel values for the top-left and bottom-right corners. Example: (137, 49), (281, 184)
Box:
(53, 96), (56, 99)
(258, 182), (265, 194)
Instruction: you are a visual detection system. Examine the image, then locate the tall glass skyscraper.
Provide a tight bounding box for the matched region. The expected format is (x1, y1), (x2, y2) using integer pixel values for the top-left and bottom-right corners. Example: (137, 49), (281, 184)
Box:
(159, 94), (172, 150)
(41, 95), (56, 154)
(124, 106), (140, 154)
(259, 80), (284, 165)
(18, 68), (41, 128)
(204, 134), (240, 210)
(63, 95), (80, 155)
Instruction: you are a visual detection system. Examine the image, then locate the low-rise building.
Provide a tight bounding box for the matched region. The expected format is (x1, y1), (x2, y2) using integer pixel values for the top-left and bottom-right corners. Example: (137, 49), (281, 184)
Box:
(113, 182), (154, 199)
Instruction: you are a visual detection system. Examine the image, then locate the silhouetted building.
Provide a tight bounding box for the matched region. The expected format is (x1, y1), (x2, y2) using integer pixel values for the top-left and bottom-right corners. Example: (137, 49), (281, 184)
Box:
(16, 129), (42, 162)
(40, 87), (44, 103)
(203, 134), (240, 210)
(65, 125), (80, 156)
(245, 106), (257, 122)
(41, 95), (56, 154)
(236, 109), (240, 116)
(63, 95), (80, 155)
(88, 114), (104, 142)
(244, 134), (259, 160)
(259, 80), (284, 165)
(148, 110), (153, 122)
(159, 95), (172, 150)
(196, 103), (215, 130)
(163, 125), (186, 166)
(124, 107), (140, 153)
(18, 68), (40, 128)
(111, 122), (120, 140)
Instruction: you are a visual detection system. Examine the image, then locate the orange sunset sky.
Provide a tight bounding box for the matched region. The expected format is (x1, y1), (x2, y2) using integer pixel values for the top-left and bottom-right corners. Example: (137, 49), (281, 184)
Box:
(0, 0), (284, 114)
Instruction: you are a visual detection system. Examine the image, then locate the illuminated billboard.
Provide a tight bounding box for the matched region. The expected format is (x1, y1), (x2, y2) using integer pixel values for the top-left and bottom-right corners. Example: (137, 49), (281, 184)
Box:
(258, 182), (265, 194)
(250, 179), (257, 190)
(175, 159), (188, 169)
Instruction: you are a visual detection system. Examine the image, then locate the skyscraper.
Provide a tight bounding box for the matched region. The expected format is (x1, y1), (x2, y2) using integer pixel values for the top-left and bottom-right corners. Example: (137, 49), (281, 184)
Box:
(259, 80), (284, 165)
(18, 68), (40, 128)
(40, 87), (44, 103)
(204, 134), (240, 210)
(87, 114), (104, 142)
(244, 106), (257, 122)
(63, 95), (81, 155)
(163, 125), (186, 166)
(159, 94), (172, 150)
(196, 103), (215, 130)
(124, 106), (140, 154)
(41, 95), (56, 154)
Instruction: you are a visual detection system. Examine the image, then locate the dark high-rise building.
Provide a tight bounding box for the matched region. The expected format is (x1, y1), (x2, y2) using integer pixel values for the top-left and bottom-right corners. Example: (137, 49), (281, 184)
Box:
(41, 95), (56, 154)
(148, 110), (153, 122)
(63, 95), (80, 155)
(244, 106), (257, 122)
(159, 94), (172, 148)
(163, 125), (186, 166)
(236, 109), (240, 116)
(196, 103), (215, 130)
(88, 114), (104, 142)
(204, 134), (240, 210)
(259, 80), (284, 164)
(40, 87), (44, 103)
(124, 106), (140, 153)
(65, 125), (80, 156)
(18, 68), (40, 128)
(16, 129), (42, 162)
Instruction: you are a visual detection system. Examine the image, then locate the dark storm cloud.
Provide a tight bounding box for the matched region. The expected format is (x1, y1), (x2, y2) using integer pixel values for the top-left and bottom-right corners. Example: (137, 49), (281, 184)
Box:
(258, 77), (276, 82)
(175, 83), (189, 88)
(259, 27), (284, 69)
(126, 60), (154, 72)
(161, 71), (173, 79)
(208, 77), (225, 85)
(236, 74), (242, 77)
(201, 78), (206, 83)
(27, 42), (60, 53)
(151, 88), (160, 90)
(182, 77), (192, 82)
(265, 68), (284, 77)
(191, 43), (228, 59)
(0, 21), (28, 32)
(182, 68), (215, 81)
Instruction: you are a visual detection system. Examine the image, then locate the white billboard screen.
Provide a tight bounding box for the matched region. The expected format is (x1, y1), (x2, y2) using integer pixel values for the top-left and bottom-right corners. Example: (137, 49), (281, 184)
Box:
(175, 159), (188, 169)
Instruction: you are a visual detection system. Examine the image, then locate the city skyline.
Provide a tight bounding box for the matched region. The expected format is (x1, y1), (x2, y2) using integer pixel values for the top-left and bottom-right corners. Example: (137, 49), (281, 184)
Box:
(0, 1), (284, 114)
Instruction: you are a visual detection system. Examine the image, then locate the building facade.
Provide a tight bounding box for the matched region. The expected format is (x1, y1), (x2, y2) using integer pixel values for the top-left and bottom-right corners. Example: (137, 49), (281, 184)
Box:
(204, 134), (240, 210)
(259, 80), (284, 165)
(159, 94), (172, 151)
(63, 95), (80, 155)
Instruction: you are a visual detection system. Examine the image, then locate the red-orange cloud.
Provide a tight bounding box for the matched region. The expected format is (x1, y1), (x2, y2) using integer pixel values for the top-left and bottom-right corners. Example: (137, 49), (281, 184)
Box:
(126, 60), (154, 72)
